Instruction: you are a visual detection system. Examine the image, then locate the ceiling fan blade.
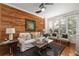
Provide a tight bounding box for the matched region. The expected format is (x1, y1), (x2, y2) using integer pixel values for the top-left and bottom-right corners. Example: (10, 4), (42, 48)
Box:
(35, 10), (42, 13)
(45, 3), (54, 5)
(39, 3), (44, 8)
(39, 3), (53, 9)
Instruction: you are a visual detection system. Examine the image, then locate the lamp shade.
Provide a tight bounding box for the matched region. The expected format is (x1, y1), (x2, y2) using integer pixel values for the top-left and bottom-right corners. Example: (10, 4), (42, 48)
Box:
(6, 28), (15, 34)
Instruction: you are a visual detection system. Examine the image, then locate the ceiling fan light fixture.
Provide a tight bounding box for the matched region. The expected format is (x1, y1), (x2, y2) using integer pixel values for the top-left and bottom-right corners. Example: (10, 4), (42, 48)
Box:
(41, 7), (46, 11)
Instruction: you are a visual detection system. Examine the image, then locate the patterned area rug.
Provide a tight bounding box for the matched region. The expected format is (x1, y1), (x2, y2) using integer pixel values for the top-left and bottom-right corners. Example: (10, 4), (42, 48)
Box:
(39, 42), (65, 56)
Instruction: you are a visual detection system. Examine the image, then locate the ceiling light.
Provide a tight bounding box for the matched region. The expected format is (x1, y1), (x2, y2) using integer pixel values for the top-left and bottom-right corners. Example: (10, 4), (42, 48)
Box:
(41, 7), (45, 11)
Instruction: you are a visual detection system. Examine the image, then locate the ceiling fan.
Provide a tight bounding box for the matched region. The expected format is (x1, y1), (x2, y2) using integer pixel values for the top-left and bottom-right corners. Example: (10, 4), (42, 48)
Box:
(35, 3), (53, 13)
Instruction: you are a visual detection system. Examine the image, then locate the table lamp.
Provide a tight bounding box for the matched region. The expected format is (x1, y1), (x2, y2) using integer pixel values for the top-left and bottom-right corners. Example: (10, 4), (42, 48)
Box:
(6, 28), (15, 40)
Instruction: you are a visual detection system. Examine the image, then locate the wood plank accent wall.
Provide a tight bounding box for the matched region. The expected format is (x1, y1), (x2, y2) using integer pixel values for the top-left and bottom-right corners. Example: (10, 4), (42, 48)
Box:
(0, 3), (44, 55)
(0, 4), (1, 41)
(0, 3), (44, 41)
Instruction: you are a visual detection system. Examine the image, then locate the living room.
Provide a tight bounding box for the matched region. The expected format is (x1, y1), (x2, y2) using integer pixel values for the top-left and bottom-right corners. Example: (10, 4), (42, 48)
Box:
(0, 3), (79, 56)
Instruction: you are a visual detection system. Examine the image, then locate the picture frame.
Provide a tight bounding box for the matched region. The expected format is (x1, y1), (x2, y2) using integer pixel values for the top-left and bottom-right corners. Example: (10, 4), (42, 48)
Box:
(25, 19), (36, 32)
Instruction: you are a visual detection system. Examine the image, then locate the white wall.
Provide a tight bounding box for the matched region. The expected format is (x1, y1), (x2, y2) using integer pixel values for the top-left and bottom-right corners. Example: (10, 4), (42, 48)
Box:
(44, 18), (48, 33)
(76, 14), (79, 55)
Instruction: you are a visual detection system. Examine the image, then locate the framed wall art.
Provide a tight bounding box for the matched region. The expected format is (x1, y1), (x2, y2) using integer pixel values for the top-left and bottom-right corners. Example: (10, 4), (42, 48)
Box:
(25, 19), (36, 32)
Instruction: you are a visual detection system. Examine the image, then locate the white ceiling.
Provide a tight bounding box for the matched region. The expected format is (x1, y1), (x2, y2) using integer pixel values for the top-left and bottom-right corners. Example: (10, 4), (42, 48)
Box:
(6, 3), (79, 18)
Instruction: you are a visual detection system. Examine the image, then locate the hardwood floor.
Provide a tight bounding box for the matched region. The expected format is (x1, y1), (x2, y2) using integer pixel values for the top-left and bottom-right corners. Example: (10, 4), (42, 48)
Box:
(53, 40), (76, 56)
(61, 43), (76, 56)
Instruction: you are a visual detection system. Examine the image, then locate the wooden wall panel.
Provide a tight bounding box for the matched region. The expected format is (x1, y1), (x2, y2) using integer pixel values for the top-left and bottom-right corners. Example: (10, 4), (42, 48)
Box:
(0, 3), (44, 55)
(0, 4), (1, 41)
(0, 3), (44, 41)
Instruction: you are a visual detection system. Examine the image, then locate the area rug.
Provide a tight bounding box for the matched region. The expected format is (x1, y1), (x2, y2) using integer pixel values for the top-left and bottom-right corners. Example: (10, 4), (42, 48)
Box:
(15, 42), (65, 56)
(39, 42), (65, 56)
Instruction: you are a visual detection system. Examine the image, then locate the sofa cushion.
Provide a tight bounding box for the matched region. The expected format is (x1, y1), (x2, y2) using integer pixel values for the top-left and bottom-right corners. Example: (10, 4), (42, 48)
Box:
(24, 39), (36, 44)
(19, 32), (31, 40)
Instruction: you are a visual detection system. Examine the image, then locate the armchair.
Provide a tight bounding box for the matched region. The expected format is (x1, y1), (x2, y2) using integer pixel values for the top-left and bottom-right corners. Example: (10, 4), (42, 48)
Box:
(18, 33), (36, 52)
